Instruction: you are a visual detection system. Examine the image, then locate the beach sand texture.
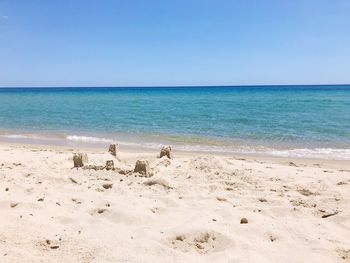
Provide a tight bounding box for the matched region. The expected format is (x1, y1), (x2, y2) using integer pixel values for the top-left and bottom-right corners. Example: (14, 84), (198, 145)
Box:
(0, 143), (349, 262)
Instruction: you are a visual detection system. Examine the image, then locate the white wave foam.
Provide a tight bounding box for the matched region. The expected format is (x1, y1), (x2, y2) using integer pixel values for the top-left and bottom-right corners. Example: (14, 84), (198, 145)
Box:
(154, 144), (350, 160)
(269, 148), (350, 160)
(1, 132), (349, 160)
(66, 135), (114, 143)
(0, 134), (42, 139)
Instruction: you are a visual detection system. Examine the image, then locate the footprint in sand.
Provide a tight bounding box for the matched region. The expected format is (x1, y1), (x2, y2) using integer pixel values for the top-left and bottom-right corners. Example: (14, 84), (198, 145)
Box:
(167, 230), (232, 254)
(37, 239), (61, 250)
(337, 249), (350, 260)
(297, 189), (318, 197)
(143, 178), (172, 190)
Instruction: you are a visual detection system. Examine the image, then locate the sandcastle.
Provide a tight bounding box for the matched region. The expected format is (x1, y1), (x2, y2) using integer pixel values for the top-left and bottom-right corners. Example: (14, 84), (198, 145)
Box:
(134, 160), (151, 177)
(159, 146), (172, 159)
(108, 144), (118, 157)
(105, 160), (115, 170)
(72, 145), (171, 177)
(73, 153), (84, 167)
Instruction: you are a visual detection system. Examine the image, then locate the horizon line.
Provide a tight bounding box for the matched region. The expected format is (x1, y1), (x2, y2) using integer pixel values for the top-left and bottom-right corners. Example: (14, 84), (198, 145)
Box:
(0, 83), (350, 89)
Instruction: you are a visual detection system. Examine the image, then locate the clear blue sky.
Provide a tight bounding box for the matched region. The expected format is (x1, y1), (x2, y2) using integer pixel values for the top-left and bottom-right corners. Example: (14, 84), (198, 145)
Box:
(0, 0), (349, 87)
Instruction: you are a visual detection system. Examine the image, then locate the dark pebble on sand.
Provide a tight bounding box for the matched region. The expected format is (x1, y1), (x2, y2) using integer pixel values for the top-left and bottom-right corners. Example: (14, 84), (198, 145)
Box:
(240, 218), (248, 224)
(50, 245), (59, 249)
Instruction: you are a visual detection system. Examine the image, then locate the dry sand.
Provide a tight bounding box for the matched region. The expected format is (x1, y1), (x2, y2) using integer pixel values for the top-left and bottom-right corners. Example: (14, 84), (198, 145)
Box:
(0, 143), (349, 262)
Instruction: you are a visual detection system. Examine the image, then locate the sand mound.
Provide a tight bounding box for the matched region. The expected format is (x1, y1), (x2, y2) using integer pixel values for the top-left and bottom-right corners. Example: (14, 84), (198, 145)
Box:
(189, 156), (223, 173)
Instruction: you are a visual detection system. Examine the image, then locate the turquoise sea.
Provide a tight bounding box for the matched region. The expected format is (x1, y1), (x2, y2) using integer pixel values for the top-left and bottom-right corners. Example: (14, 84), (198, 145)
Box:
(0, 85), (349, 159)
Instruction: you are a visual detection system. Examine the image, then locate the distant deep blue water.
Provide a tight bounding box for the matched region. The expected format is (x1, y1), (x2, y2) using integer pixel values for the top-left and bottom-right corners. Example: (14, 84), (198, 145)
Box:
(0, 85), (349, 159)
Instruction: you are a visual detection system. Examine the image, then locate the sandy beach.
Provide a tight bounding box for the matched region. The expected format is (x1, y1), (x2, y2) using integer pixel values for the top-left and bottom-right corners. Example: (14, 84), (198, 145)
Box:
(0, 142), (349, 262)
(2, 0), (350, 261)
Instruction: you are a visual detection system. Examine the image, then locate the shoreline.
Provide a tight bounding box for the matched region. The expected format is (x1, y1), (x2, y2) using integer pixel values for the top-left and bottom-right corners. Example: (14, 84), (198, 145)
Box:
(1, 130), (350, 161)
(1, 141), (349, 169)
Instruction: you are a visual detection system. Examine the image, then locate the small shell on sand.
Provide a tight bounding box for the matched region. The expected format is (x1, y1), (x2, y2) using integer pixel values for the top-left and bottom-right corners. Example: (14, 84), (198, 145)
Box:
(10, 202), (18, 208)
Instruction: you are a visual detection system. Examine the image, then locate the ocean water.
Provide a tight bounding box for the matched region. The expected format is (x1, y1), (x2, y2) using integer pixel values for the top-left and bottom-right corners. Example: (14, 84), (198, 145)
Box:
(0, 85), (349, 159)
